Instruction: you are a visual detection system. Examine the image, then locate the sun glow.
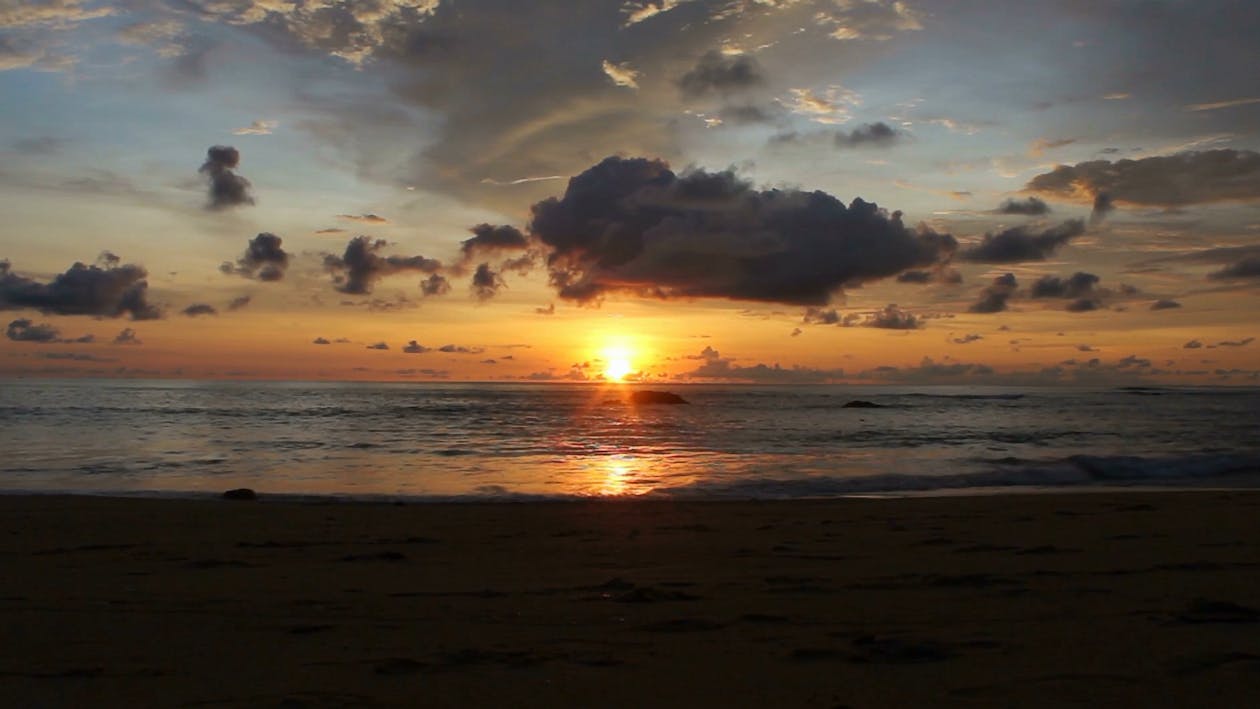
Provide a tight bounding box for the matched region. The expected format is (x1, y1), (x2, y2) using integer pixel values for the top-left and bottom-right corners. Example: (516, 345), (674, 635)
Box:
(601, 343), (636, 381)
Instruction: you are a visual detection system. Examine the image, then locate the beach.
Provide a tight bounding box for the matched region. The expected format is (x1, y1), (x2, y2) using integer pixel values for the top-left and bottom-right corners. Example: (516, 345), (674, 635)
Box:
(2, 491), (1258, 707)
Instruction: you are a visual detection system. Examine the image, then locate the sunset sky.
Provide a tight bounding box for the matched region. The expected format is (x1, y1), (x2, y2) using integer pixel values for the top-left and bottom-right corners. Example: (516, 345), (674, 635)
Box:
(2, 0), (1258, 384)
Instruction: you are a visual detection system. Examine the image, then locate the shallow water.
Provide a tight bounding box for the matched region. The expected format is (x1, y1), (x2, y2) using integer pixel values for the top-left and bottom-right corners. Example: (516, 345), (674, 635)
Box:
(1, 379), (1258, 499)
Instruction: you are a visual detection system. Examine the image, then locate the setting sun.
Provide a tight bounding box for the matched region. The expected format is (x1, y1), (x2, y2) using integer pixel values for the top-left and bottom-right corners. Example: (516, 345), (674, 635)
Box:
(602, 345), (635, 381)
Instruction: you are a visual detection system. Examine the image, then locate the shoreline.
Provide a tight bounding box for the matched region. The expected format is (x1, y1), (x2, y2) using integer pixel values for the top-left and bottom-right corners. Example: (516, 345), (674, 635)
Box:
(2, 490), (1258, 707)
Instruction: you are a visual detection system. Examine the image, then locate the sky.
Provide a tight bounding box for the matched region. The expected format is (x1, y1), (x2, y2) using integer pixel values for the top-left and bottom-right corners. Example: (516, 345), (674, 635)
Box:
(1, 0), (1259, 384)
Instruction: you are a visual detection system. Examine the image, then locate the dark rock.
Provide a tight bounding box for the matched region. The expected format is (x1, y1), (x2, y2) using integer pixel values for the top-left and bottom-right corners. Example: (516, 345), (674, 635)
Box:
(222, 488), (257, 501)
(842, 400), (883, 408)
(630, 390), (689, 405)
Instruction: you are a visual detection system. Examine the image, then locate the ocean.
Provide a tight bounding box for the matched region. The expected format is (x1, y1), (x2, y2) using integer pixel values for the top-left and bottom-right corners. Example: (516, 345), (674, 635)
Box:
(1, 379), (1258, 500)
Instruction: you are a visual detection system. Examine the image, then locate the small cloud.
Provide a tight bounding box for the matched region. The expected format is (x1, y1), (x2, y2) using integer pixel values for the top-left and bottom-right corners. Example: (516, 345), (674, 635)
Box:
(403, 340), (431, 354)
(952, 333), (982, 344)
(995, 197), (1050, 216)
(535, 303), (555, 315)
(232, 120), (277, 135)
(438, 344), (485, 354)
(336, 213), (390, 224)
(1217, 337), (1254, 348)
(366, 342), (389, 350)
(181, 303), (217, 317)
(678, 50), (764, 98)
(227, 295), (251, 311)
(1185, 97), (1260, 112)
(199, 145), (253, 210)
(1150, 299), (1181, 310)
(313, 337), (331, 345)
(969, 273), (1018, 313)
(6, 318), (61, 343)
(602, 59), (640, 89)
(471, 263), (504, 301)
(420, 273), (450, 297)
(1183, 340), (1203, 349)
(113, 328), (141, 345)
(314, 228), (347, 235)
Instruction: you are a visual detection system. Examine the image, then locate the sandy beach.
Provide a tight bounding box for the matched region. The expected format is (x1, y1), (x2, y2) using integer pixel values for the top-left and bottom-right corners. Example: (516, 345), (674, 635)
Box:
(1, 491), (1258, 707)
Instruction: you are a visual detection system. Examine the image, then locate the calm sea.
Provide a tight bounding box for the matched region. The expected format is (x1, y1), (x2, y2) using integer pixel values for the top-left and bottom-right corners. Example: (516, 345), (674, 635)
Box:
(1, 379), (1258, 500)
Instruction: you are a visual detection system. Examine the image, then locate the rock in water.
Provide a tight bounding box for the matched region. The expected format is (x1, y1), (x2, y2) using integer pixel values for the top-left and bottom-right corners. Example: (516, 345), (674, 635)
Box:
(630, 390), (689, 405)
(222, 488), (258, 500)
(842, 400), (883, 409)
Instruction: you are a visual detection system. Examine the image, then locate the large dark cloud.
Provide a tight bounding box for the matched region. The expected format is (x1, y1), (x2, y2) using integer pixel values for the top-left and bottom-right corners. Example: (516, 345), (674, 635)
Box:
(677, 50), (764, 97)
(525, 156), (956, 305)
(323, 236), (442, 294)
(1026, 150), (1260, 207)
(995, 197), (1050, 216)
(199, 145), (254, 210)
(969, 273), (1018, 313)
(1208, 256), (1260, 281)
(0, 257), (160, 320)
(220, 233), (289, 281)
(833, 122), (902, 148)
(959, 219), (1085, 263)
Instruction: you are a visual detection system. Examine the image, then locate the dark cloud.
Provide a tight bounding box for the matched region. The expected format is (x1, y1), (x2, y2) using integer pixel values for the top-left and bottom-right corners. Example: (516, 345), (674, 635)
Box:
(1026, 150), (1260, 207)
(337, 213), (389, 224)
(420, 273), (451, 296)
(1150, 299), (1182, 310)
(182, 303), (217, 317)
(677, 50), (764, 97)
(681, 346), (845, 384)
(1208, 256), (1260, 281)
(953, 333), (982, 344)
(1089, 193), (1114, 225)
(718, 104), (778, 125)
(858, 357), (996, 384)
(313, 337), (331, 345)
(969, 273), (1018, 313)
(802, 307), (841, 325)
(1030, 272), (1100, 299)
(535, 303), (555, 315)
(863, 304), (922, 330)
(995, 197), (1050, 216)
(113, 328), (141, 345)
(0, 256), (161, 320)
(403, 340), (431, 354)
(471, 263), (504, 300)
(323, 236), (442, 294)
(896, 267), (962, 284)
(227, 295), (252, 311)
(1217, 337), (1255, 348)
(833, 122), (902, 148)
(1184, 339), (1203, 349)
(438, 344), (485, 354)
(459, 223), (529, 265)
(1066, 298), (1099, 312)
(959, 219), (1085, 263)
(199, 145), (254, 210)
(528, 156), (956, 305)
(220, 233), (289, 281)
(366, 342), (389, 350)
(6, 318), (60, 343)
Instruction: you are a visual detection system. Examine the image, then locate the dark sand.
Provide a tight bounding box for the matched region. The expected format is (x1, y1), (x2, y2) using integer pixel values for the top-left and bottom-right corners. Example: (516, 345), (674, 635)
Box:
(1, 492), (1258, 707)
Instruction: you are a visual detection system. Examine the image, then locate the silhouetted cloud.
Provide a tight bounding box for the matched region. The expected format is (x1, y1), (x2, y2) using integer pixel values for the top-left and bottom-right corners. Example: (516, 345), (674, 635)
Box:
(182, 303), (217, 317)
(226, 295), (251, 311)
(1184, 339), (1203, 349)
(220, 233), (289, 281)
(403, 340), (431, 353)
(6, 318), (60, 342)
(1030, 272), (1100, 299)
(1208, 256), (1260, 280)
(313, 337), (331, 345)
(969, 273), (1018, 313)
(322, 236), (442, 294)
(337, 213), (389, 224)
(678, 50), (764, 97)
(959, 219), (1085, 263)
(437, 344), (485, 354)
(420, 273), (450, 296)
(896, 267), (962, 284)
(1027, 149), (1260, 206)
(1150, 299), (1182, 310)
(953, 333), (982, 344)
(113, 328), (141, 345)
(0, 256), (160, 320)
(535, 303), (555, 315)
(1217, 337), (1255, 347)
(528, 156), (956, 305)
(199, 145), (254, 209)
(366, 342), (389, 350)
(863, 304), (922, 329)
(680, 346), (844, 383)
(459, 223), (529, 265)
(833, 122), (902, 148)
(995, 197), (1050, 215)
(1089, 193), (1114, 225)
(471, 263), (504, 300)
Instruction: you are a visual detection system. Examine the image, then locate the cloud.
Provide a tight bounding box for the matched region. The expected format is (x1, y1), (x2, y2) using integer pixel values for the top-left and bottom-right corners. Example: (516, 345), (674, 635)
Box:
(969, 273), (1018, 313)
(863, 304), (922, 330)
(1089, 193), (1114, 225)
(314, 228), (347, 235)
(680, 346), (844, 384)
(227, 295), (251, 311)
(1029, 272), (1100, 299)
(113, 328), (141, 345)
(366, 342), (389, 350)
(220, 233), (289, 281)
(323, 236), (442, 294)
(952, 333), (982, 344)
(1028, 138), (1075, 157)
(1184, 340), (1203, 349)
(816, 0), (923, 41)
(313, 337), (331, 345)
(182, 303), (217, 317)
(1150, 299), (1182, 310)
(896, 267), (962, 285)
(1186, 97), (1260, 112)
(535, 303), (555, 315)
(471, 263), (504, 300)
(1026, 150), (1260, 207)
(677, 50), (764, 97)
(438, 344), (485, 354)
(1208, 256), (1260, 281)
(833, 122), (903, 148)
(199, 145), (254, 210)
(233, 120), (277, 135)
(0, 256), (160, 320)
(420, 273), (450, 296)
(602, 59), (640, 89)
(959, 219), (1085, 263)
(779, 86), (858, 124)
(995, 197), (1050, 216)
(527, 156), (956, 305)
(402, 340), (431, 353)
(1217, 337), (1255, 348)
(337, 213), (390, 224)
(459, 223), (530, 265)
(858, 357), (996, 384)
(6, 318), (60, 342)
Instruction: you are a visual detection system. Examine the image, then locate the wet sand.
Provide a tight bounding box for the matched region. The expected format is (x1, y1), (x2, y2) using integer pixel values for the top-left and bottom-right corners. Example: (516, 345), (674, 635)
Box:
(1, 491), (1258, 707)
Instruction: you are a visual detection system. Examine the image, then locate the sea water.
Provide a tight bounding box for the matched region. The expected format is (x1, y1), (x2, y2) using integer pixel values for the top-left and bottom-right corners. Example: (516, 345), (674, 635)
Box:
(1, 379), (1257, 500)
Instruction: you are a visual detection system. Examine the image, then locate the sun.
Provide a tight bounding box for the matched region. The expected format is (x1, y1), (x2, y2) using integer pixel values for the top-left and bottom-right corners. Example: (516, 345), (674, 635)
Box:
(601, 345), (635, 381)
